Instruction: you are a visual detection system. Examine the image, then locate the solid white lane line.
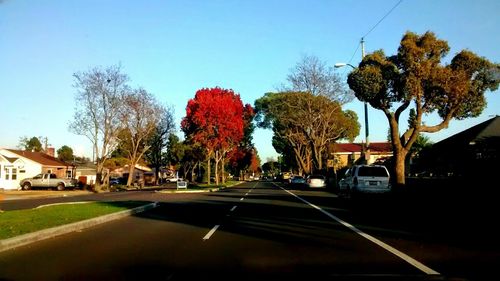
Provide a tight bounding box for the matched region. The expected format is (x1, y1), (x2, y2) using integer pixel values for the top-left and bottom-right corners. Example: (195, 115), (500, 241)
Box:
(275, 184), (440, 275)
(203, 225), (220, 240)
(240, 197), (244, 201)
(230, 205), (237, 212)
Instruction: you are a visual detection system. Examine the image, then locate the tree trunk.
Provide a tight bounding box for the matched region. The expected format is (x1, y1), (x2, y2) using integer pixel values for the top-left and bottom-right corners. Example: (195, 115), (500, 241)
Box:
(126, 163), (136, 188)
(221, 156), (226, 184)
(207, 157), (211, 185)
(95, 160), (104, 192)
(154, 164), (161, 185)
(189, 163), (197, 182)
(393, 148), (407, 189)
(214, 150), (219, 186)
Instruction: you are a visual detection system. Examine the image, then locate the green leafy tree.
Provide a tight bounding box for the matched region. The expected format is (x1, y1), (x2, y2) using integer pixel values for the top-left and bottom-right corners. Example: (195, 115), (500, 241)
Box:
(165, 134), (185, 169)
(255, 92), (359, 174)
(57, 145), (74, 162)
(145, 105), (175, 184)
(18, 136), (43, 152)
(347, 31), (499, 186)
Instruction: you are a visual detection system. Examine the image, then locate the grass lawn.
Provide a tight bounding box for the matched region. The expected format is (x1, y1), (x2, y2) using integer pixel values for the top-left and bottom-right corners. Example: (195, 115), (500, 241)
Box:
(189, 180), (241, 189)
(0, 201), (146, 240)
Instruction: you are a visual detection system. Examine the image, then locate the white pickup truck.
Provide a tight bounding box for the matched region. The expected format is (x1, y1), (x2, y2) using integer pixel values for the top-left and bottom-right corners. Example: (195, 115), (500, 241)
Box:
(19, 173), (77, 191)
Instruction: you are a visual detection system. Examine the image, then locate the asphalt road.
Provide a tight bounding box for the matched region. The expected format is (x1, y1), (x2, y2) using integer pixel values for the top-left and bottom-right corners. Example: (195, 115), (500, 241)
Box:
(0, 181), (498, 280)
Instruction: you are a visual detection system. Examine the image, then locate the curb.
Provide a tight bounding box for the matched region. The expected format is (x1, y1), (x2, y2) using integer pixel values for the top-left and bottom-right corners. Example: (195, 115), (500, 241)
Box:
(0, 202), (159, 253)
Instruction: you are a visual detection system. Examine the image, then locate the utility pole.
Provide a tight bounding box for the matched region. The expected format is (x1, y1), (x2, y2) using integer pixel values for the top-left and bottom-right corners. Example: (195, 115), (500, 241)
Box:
(361, 38), (370, 163)
(335, 38), (371, 163)
(361, 38), (369, 146)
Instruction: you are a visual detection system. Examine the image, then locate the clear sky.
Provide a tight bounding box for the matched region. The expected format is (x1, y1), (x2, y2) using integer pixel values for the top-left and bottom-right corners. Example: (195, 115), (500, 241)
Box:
(1, 0), (499, 161)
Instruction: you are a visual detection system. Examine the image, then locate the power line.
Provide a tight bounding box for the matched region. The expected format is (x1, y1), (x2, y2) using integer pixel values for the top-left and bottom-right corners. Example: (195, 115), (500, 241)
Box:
(341, 0), (403, 74)
(362, 0), (404, 39)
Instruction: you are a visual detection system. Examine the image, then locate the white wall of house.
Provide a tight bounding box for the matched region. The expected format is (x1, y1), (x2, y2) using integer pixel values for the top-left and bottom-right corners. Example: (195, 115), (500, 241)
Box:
(0, 149), (43, 190)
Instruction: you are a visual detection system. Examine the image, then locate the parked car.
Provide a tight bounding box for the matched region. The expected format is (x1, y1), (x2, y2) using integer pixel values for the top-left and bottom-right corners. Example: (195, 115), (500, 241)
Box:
(338, 165), (391, 198)
(165, 177), (180, 183)
(290, 175), (307, 185)
(109, 177), (121, 186)
(19, 173), (77, 191)
(307, 175), (326, 188)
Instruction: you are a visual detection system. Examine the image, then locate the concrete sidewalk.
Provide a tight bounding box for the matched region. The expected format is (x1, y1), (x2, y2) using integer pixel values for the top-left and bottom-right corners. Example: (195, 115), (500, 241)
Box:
(0, 190), (93, 201)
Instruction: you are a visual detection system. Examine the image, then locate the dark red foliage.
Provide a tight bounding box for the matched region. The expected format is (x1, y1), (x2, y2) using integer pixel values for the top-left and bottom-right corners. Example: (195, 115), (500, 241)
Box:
(181, 87), (246, 152)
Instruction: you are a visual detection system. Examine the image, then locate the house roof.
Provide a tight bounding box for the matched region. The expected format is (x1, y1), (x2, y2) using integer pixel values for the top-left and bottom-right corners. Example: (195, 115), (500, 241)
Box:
(5, 149), (74, 167)
(333, 142), (392, 154)
(434, 116), (500, 148)
(1, 155), (19, 163)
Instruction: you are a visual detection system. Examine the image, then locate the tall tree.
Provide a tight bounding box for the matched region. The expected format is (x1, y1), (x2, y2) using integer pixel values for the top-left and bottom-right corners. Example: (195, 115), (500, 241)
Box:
(255, 92), (359, 174)
(118, 88), (163, 187)
(69, 65), (128, 191)
(18, 136), (43, 152)
(285, 54), (353, 104)
(165, 133), (184, 170)
(347, 31), (499, 186)
(145, 105), (175, 184)
(179, 141), (205, 181)
(181, 87), (247, 185)
(57, 145), (74, 162)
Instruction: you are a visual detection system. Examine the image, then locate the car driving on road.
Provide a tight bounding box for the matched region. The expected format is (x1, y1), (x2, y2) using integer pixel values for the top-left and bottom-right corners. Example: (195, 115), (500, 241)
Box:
(307, 175), (326, 188)
(290, 175), (307, 186)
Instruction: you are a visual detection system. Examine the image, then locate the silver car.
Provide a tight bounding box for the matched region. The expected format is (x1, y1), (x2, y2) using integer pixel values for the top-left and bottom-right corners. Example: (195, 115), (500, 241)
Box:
(338, 165), (391, 197)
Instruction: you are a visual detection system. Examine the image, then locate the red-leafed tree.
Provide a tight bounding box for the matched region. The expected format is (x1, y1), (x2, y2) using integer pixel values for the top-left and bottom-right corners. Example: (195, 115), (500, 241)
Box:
(227, 104), (257, 180)
(181, 87), (248, 185)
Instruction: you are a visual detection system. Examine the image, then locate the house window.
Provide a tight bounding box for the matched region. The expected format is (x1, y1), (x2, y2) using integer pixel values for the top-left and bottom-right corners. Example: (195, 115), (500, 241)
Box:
(4, 167), (9, 180)
(66, 170), (73, 178)
(12, 168), (17, 180)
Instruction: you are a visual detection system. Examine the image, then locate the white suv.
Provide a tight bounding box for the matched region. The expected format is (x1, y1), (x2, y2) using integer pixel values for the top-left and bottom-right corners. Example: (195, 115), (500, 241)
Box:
(338, 165), (391, 197)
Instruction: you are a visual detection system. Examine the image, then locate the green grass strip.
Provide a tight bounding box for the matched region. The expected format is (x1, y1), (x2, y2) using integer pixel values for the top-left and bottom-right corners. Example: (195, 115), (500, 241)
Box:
(191, 181), (240, 189)
(0, 201), (145, 240)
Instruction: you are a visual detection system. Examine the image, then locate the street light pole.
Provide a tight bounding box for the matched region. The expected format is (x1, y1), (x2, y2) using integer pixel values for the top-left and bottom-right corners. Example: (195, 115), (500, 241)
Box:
(360, 38), (369, 149)
(335, 38), (370, 163)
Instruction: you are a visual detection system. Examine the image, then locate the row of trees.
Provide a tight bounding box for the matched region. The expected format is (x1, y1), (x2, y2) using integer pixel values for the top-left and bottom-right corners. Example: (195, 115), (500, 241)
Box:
(67, 67), (259, 189)
(69, 65), (175, 190)
(18, 136), (89, 163)
(255, 31), (498, 188)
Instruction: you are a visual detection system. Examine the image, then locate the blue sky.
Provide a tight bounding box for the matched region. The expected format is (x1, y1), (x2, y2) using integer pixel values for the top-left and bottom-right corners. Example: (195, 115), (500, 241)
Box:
(1, 0), (499, 161)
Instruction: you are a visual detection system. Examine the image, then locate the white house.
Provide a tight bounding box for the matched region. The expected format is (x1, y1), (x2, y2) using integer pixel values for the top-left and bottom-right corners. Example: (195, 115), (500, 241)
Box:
(0, 149), (74, 190)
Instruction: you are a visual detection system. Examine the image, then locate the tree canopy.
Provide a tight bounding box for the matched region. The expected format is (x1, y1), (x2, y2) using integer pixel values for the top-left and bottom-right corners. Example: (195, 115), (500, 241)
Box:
(181, 87), (251, 184)
(347, 31), (499, 185)
(69, 65), (128, 190)
(255, 91), (360, 174)
(57, 145), (74, 162)
(18, 136), (43, 152)
(285, 54), (353, 104)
